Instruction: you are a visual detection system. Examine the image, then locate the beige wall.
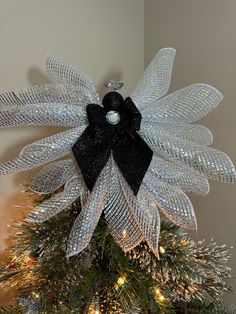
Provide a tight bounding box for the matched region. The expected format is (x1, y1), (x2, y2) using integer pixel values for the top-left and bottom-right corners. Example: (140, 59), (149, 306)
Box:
(0, 0), (144, 293)
(145, 0), (236, 303)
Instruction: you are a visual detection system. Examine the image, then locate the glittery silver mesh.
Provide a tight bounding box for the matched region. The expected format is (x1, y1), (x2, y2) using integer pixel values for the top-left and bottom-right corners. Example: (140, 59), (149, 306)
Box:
(140, 130), (236, 183)
(142, 172), (197, 229)
(148, 156), (209, 195)
(136, 187), (160, 258)
(104, 160), (143, 251)
(131, 48), (176, 108)
(117, 171), (160, 256)
(30, 159), (77, 194)
(27, 175), (86, 222)
(0, 83), (93, 107)
(0, 103), (87, 128)
(141, 121), (213, 146)
(66, 158), (112, 257)
(45, 54), (100, 104)
(141, 83), (223, 123)
(0, 127), (85, 175)
(105, 159), (160, 256)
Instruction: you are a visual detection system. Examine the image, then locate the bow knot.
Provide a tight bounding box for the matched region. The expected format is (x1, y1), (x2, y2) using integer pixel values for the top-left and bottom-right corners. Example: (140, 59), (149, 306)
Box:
(87, 92), (141, 132)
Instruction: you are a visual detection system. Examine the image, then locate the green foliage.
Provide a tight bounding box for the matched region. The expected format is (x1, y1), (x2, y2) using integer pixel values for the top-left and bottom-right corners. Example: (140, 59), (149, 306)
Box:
(130, 220), (232, 302)
(0, 198), (235, 313)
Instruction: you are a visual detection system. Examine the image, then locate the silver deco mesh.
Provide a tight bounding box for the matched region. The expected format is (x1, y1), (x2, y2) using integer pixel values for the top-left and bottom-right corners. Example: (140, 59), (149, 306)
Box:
(27, 175), (86, 223)
(104, 159), (144, 252)
(136, 187), (160, 258)
(131, 48), (176, 108)
(143, 171), (196, 229)
(0, 102), (86, 128)
(147, 156), (209, 196)
(44, 54), (100, 104)
(30, 159), (77, 194)
(141, 121), (213, 146)
(66, 159), (112, 257)
(140, 130), (236, 183)
(0, 83), (92, 107)
(0, 127), (85, 175)
(141, 83), (223, 123)
(0, 48), (235, 258)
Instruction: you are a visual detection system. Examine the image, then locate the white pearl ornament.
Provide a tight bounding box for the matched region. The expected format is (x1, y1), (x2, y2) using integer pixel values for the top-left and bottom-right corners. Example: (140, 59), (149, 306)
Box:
(106, 110), (121, 125)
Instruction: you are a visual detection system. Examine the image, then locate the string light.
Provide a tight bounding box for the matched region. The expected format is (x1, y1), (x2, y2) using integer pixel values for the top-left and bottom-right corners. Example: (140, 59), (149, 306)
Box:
(159, 295), (165, 301)
(32, 291), (40, 299)
(115, 274), (127, 290)
(122, 229), (127, 238)
(154, 288), (161, 296)
(93, 293), (100, 314)
(117, 274), (126, 286)
(154, 287), (165, 301)
(94, 305), (100, 314)
(159, 246), (165, 254)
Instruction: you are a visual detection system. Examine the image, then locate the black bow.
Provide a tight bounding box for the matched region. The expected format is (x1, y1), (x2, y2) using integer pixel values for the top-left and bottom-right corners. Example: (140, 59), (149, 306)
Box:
(72, 92), (153, 195)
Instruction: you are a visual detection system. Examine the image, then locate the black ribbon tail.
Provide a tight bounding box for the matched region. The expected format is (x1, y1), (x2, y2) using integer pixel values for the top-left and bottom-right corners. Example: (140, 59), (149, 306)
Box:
(72, 126), (111, 191)
(112, 132), (153, 195)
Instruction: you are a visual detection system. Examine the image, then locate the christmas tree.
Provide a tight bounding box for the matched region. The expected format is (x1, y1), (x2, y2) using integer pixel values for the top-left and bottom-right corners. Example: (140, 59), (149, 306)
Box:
(0, 196), (235, 313)
(0, 48), (236, 313)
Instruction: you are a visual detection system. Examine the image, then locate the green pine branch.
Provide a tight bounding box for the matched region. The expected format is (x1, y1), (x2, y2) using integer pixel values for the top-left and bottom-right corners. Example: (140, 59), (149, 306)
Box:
(0, 197), (234, 313)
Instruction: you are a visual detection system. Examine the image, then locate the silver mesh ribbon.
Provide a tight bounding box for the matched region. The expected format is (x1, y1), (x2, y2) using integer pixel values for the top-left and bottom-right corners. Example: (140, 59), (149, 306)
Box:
(147, 156), (209, 195)
(104, 159), (161, 256)
(66, 157), (112, 257)
(0, 127), (85, 175)
(140, 130), (236, 183)
(104, 159), (143, 252)
(104, 160), (160, 256)
(45, 54), (100, 104)
(137, 187), (160, 258)
(27, 175), (86, 222)
(131, 48), (176, 108)
(141, 121), (213, 146)
(143, 171), (197, 229)
(30, 159), (77, 194)
(0, 103), (86, 128)
(0, 83), (92, 108)
(141, 83), (223, 123)
(118, 168), (161, 257)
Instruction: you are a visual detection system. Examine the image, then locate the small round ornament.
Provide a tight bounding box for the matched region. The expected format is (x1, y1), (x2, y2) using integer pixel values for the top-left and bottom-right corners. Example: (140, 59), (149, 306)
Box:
(106, 110), (120, 125)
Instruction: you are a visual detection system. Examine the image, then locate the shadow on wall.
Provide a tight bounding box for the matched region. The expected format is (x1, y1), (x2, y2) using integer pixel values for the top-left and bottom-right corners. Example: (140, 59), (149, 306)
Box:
(27, 67), (52, 86)
(29, 63), (124, 99)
